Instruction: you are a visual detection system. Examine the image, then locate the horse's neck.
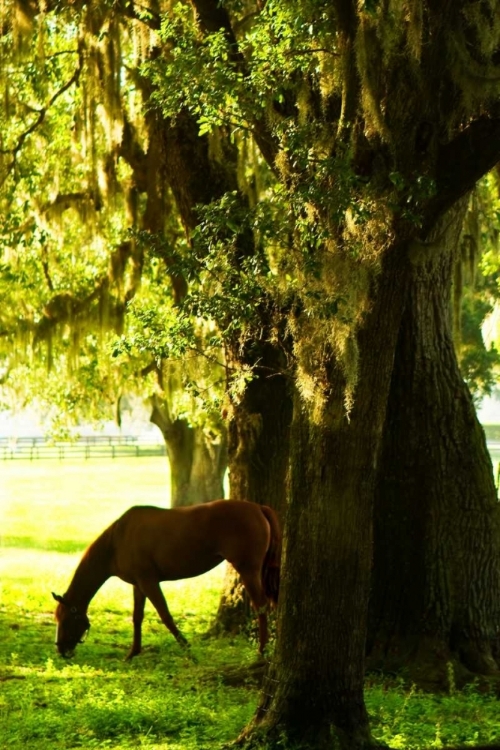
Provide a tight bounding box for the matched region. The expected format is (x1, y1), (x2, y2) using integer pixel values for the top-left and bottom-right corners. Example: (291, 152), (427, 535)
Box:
(65, 528), (113, 610)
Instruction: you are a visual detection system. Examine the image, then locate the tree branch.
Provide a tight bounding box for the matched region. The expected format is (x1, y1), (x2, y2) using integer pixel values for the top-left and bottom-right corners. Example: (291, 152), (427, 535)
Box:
(190, 0), (237, 36)
(190, 0), (279, 169)
(149, 393), (174, 436)
(0, 61), (81, 186)
(16, 0), (162, 31)
(423, 117), (500, 233)
(118, 115), (148, 192)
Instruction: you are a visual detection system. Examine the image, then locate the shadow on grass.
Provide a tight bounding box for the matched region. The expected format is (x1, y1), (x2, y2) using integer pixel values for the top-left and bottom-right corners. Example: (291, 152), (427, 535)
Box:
(1, 536), (88, 554)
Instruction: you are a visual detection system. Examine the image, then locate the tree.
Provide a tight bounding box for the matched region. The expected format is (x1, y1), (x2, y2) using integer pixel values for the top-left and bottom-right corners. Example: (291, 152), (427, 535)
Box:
(368, 200), (500, 688)
(367, 171), (500, 690)
(0, 0), (231, 505)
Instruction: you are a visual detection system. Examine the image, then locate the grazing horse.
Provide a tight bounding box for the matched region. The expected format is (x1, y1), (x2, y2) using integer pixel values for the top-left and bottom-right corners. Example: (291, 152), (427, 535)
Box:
(52, 499), (281, 659)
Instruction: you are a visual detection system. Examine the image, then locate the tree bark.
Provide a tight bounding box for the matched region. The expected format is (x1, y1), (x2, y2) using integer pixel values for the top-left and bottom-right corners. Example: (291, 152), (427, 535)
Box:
(368, 207), (500, 689)
(240, 245), (410, 750)
(150, 395), (227, 507)
(212, 337), (293, 636)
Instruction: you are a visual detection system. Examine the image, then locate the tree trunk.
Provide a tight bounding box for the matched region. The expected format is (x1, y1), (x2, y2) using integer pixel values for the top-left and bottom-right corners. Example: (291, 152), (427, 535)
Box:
(226, 341), (292, 513)
(368, 208), (500, 689)
(150, 395), (227, 507)
(144, 101), (292, 633)
(240, 246), (409, 750)
(212, 338), (293, 636)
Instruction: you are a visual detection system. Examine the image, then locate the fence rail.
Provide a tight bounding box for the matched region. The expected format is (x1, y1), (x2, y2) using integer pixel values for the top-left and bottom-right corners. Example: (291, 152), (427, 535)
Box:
(0, 435), (166, 461)
(3, 433), (500, 464)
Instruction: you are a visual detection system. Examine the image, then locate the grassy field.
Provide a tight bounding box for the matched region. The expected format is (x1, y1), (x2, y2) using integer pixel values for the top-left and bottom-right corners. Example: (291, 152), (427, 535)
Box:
(1, 459), (500, 749)
(1, 459), (258, 750)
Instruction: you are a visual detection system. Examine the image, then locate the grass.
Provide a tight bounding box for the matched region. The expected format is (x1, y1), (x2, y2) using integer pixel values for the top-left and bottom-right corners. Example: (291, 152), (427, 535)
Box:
(1, 459), (499, 749)
(366, 679), (500, 748)
(1, 459), (256, 750)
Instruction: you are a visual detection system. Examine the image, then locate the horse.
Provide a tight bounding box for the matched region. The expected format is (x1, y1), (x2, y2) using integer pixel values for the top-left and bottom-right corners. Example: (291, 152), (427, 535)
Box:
(52, 499), (281, 660)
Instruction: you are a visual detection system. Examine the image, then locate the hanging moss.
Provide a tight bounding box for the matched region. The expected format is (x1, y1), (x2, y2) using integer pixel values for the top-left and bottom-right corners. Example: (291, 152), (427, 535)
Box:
(3, 0), (500, 432)
(10, 0), (36, 55)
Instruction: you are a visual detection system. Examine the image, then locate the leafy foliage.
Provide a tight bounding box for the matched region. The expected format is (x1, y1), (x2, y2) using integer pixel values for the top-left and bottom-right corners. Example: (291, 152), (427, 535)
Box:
(3, 0), (500, 425)
(455, 178), (500, 400)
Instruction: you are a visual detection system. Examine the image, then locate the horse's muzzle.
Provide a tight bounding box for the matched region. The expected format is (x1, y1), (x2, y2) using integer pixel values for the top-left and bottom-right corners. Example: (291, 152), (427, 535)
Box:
(55, 641), (75, 658)
(54, 624), (89, 657)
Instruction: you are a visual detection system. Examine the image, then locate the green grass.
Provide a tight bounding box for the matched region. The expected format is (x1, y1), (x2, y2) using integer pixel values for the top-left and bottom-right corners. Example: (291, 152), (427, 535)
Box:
(1, 459), (256, 750)
(0, 458), (171, 552)
(366, 679), (500, 748)
(1, 459), (499, 749)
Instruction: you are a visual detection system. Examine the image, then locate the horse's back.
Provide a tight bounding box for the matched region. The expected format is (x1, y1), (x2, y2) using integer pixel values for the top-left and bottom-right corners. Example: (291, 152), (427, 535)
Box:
(109, 501), (272, 583)
(190, 500), (272, 571)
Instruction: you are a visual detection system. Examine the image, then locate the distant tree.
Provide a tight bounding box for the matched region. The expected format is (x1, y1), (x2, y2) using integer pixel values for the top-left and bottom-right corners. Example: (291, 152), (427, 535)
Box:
(0, 1), (230, 505)
(456, 180), (500, 400)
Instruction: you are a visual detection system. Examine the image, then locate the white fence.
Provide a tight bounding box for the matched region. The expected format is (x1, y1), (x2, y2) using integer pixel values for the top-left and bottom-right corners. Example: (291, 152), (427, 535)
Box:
(0, 435), (166, 460)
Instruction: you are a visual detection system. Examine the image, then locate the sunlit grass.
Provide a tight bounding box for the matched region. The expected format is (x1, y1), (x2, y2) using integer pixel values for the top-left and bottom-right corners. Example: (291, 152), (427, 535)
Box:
(1, 547), (256, 750)
(2, 459), (500, 749)
(1, 458), (256, 749)
(367, 680), (500, 748)
(0, 458), (171, 552)
(1, 552), (254, 749)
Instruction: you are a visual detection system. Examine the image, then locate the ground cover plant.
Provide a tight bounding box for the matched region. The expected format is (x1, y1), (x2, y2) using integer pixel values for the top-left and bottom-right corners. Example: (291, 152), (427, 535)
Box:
(1, 459), (499, 749)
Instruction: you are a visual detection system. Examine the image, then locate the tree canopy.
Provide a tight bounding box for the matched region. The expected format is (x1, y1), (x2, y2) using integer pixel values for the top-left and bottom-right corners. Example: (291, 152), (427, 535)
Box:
(1, 1), (500, 422)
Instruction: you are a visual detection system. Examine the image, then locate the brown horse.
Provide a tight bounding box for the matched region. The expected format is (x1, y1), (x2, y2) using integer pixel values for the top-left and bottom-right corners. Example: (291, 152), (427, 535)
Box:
(52, 499), (280, 659)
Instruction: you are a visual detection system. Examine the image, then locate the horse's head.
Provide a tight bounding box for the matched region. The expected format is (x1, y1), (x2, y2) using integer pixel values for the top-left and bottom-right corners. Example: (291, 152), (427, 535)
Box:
(52, 592), (90, 658)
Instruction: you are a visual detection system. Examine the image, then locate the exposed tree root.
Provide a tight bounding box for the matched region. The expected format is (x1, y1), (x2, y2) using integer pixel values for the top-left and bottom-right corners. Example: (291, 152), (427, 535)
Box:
(196, 657), (268, 689)
(366, 635), (500, 693)
(232, 721), (388, 750)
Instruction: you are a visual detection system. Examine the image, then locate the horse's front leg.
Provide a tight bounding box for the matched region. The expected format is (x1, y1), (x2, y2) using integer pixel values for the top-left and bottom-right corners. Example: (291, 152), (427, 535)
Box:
(137, 578), (188, 648)
(126, 586), (146, 660)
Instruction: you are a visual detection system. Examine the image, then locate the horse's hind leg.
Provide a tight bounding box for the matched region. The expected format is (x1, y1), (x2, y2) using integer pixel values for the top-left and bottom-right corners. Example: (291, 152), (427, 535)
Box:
(126, 586), (146, 660)
(137, 578), (188, 648)
(238, 568), (269, 654)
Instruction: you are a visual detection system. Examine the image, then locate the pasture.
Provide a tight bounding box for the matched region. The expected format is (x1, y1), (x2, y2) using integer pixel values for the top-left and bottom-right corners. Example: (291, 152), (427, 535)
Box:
(1, 458), (500, 749)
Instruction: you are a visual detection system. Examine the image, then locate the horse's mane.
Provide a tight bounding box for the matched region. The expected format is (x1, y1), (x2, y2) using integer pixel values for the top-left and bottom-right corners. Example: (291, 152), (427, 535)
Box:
(82, 520), (116, 565)
(65, 521), (117, 602)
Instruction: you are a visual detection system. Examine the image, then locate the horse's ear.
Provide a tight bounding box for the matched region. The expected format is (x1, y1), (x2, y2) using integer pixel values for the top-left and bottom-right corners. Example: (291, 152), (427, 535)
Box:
(52, 592), (64, 604)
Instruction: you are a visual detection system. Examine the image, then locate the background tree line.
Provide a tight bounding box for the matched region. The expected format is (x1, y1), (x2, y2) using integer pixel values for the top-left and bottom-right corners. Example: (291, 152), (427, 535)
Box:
(2, 1), (500, 748)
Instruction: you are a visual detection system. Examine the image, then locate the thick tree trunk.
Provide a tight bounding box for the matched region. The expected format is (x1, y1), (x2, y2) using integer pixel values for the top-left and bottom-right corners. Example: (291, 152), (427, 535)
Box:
(240, 246), (409, 750)
(226, 339), (292, 514)
(368, 209), (500, 688)
(212, 338), (293, 636)
(150, 396), (227, 507)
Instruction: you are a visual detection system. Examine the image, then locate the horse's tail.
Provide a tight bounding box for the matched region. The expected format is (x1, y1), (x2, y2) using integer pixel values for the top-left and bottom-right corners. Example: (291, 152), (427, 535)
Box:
(260, 505), (281, 605)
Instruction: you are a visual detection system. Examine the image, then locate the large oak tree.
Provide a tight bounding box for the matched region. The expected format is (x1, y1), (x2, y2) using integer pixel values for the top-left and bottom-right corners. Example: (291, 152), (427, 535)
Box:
(155, 2), (500, 747)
